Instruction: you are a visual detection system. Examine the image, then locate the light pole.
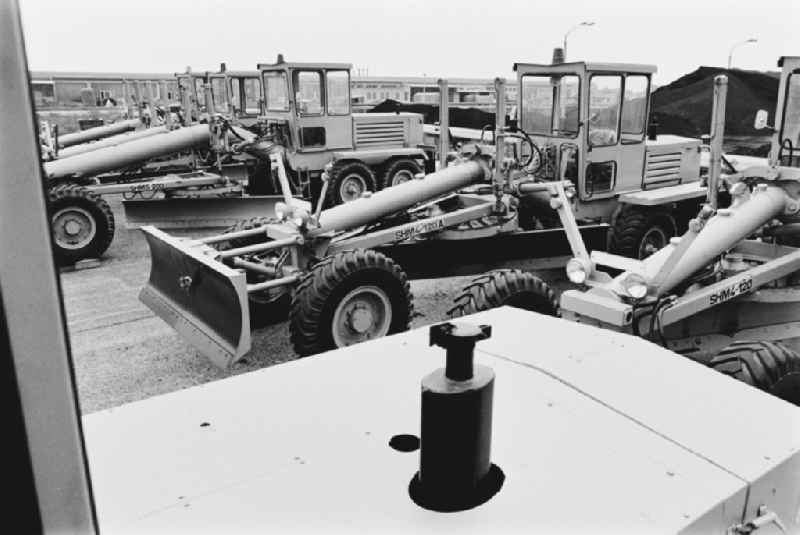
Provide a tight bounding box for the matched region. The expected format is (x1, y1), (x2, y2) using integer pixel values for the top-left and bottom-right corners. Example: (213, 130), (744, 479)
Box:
(563, 21), (595, 60)
(728, 38), (757, 70)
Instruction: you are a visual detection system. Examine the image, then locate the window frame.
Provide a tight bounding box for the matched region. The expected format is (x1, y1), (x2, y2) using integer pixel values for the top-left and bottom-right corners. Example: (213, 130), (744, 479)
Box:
(584, 160), (617, 197)
(293, 69), (324, 117)
(620, 73), (651, 145)
(210, 76), (229, 113)
(519, 73), (581, 139)
(263, 70), (290, 112)
(778, 71), (800, 159)
(241, 77), (263, 115)
(325, 69), (351, 116)
(587, 73), (623, 148)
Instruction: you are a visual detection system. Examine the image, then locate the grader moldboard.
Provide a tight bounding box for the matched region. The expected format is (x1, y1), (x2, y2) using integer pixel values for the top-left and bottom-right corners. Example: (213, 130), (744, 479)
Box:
(139, 57), (735, 369)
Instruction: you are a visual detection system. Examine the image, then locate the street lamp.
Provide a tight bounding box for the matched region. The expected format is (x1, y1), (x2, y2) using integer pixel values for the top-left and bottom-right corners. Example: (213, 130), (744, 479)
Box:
(563, 21), (595, 60)
(728, 38), (757, 70)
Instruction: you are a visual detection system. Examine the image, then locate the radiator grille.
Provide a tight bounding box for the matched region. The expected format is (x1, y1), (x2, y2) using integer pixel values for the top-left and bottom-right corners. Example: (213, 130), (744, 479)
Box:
(644, 152), (682, 188)
(354, 121), (406, 148)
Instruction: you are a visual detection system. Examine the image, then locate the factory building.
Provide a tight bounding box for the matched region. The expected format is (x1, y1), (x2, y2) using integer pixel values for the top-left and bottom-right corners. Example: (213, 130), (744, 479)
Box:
(30, 71), (518, 110)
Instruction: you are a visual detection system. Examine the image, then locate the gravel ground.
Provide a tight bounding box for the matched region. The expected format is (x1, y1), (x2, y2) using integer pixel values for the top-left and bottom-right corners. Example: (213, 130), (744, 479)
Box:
(62, 194), (568, 414)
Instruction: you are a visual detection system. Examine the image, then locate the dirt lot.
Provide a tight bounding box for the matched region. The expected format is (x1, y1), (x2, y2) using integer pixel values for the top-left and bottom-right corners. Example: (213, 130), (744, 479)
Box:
(61, 195), (566, 413)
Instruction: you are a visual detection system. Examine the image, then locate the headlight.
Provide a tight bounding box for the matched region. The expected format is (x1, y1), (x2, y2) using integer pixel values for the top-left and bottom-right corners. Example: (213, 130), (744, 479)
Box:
(621, 272), (648, 300)
(566, 257), (589, 284)
(274, 202), (288, 222)
(292, 208), (310, 228)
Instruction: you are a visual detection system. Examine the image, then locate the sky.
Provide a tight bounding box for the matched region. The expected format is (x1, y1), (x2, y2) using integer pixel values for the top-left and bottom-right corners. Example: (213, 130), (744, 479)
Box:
(18, 0), (800, 86)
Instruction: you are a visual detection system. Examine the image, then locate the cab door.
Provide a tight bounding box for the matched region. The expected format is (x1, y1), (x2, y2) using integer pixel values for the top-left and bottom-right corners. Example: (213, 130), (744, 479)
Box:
(582, 73), (623, 201)
(292, 69), (353, 152)
(323, 69), (353, 150)
(617, 74), (650, 191)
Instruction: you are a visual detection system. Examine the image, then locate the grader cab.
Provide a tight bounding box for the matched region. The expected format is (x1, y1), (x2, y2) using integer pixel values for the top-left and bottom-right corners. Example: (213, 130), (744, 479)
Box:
(208, 68), (264, 127)
(511, 61), (707, 258)
(256, 56), (431, 204)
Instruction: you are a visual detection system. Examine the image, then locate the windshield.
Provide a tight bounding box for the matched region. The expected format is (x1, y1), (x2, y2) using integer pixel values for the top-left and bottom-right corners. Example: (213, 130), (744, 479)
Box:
(264, 71), (289, 112)
(520, 74), (579, 137)
(210, 77), (228, 113)
(780, 72), (800, 165)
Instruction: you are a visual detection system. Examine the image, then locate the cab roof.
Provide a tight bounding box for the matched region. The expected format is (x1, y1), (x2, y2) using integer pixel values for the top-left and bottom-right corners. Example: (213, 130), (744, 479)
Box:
(257, 62), (352, 71)
(513, 61), (657, 74)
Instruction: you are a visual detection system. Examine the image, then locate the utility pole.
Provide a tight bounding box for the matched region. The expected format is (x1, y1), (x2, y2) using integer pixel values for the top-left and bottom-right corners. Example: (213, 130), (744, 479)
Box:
(728, 38), (757, 70)
(563, 21), (595, 61)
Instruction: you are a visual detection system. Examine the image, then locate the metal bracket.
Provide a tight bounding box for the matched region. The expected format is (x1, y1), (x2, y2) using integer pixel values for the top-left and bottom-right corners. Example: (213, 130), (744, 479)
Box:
(730, 505), (787, 534)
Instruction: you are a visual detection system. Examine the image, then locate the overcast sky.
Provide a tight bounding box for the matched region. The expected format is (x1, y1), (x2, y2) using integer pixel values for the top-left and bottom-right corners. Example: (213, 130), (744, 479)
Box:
(19, 0), (800, 86)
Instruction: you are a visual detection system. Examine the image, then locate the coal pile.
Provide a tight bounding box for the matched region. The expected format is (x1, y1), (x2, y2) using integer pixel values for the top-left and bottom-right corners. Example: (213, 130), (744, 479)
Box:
(370, 99), (497, 131)
(651, 66), (780, 138)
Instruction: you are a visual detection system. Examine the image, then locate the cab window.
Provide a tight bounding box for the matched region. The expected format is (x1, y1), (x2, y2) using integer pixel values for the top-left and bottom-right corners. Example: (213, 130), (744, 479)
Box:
(295, 71), (323, 115)
(194, 78), (206, 107)
(210, 78), (228, 113)
(326, 70), (350, 115)
(264, 71), (289, 112)
(520, 74), (579, 137)
(621, 75), (649, 143)
(588, 75), (622, 147)
(229, 78), (242, 111)
(243, 78), (261, 114)
(779, 72), (800, 165)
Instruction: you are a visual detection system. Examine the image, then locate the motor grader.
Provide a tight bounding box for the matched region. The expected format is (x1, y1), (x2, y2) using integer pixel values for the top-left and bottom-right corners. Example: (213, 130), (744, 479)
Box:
(445, 62), (800, 406)
(254, 55), (433, 205)
(139, 56), (728, 368)
(5, 6), (800, 532)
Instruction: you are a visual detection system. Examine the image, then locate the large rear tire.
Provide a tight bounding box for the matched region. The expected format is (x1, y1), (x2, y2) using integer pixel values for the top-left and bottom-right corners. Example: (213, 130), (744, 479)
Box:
(380, 158), (422, 189)
(709, 340), (800, 406)
(218, 217), (290, 328)
(289, 249), (413, 356)
(448, 269), (560, 318)
(609, 206), (676, 259)
(327, 161), (376, 206)
(48, 183), (115, 266)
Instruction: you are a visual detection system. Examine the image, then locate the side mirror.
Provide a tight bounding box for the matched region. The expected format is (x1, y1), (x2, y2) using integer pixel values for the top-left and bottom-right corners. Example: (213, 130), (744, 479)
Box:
(754, 109), (769, 130)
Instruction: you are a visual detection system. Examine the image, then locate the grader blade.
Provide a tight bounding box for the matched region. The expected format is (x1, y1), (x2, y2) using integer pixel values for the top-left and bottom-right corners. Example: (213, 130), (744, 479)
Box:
(123, 195), (285, 230)
(139, 226), (251, 368)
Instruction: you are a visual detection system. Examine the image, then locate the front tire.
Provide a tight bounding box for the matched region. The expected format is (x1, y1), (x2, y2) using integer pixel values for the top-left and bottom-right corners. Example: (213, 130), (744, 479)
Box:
(48, 184), (115, 265)
(448, 269), (560, 318)
(327, 161), (376, 206)
(289, 249), (413, 356)
(709, 340), (800, 406)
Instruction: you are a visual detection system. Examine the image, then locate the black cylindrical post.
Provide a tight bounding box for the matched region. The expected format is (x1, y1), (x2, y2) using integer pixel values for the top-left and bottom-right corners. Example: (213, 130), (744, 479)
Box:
(411, 322), (501, 511)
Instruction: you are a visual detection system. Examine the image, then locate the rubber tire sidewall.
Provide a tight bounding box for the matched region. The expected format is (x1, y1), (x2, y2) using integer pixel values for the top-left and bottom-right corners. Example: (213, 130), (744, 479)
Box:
(312, 268), (410, 352)
(381, 159), (423, 190)
(49, 186), (114, 265)
(609, 208), (676, 260)
(328, 161), (376, 206)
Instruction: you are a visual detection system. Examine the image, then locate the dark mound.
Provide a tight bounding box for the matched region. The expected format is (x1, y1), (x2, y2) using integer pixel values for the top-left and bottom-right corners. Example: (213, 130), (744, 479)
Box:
(651, 66), (780, 137)
(370, 99), (497, 131)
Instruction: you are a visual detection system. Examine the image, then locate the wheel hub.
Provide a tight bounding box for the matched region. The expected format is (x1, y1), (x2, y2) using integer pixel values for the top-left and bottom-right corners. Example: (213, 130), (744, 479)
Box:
(639, 227), (668, 259)
(340, 174), (366, 202)
(52, 207), (96, 249)
(348, 305), (374, 334)
(65, 220), (82, 235)
(392, 169), (413, 186)
(332, 285), (392, 347)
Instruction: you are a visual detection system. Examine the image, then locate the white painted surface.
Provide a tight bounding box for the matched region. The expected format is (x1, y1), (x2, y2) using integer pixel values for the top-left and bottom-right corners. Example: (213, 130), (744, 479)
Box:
(83, 307), (800, 533)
